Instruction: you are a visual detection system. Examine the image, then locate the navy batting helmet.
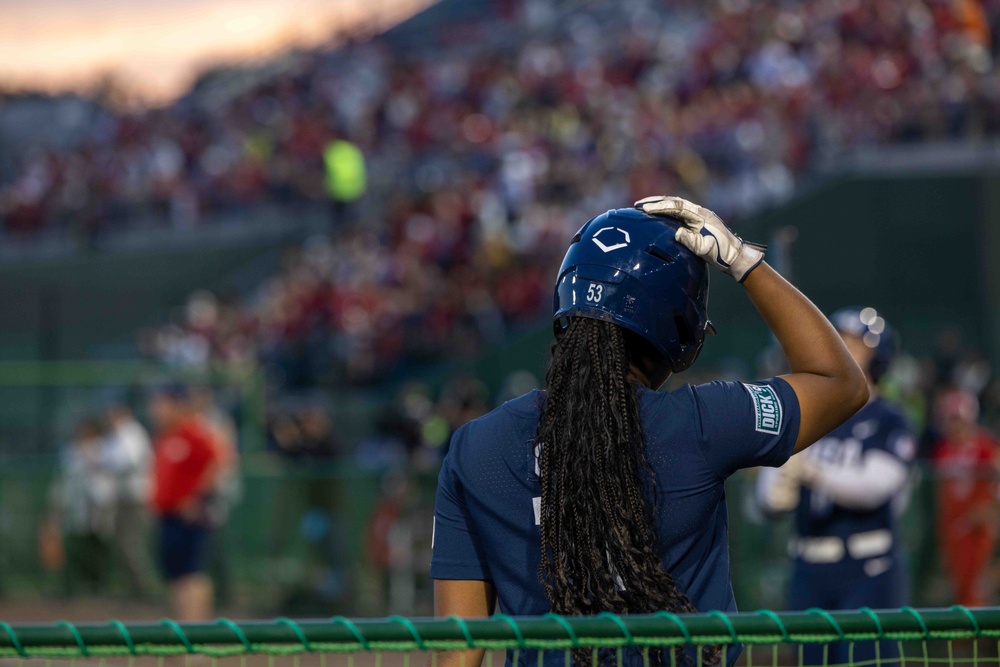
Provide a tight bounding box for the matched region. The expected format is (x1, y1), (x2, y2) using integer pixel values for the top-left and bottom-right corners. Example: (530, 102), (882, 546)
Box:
(553, 208), (712, 372)
(830, 306), (897, 382)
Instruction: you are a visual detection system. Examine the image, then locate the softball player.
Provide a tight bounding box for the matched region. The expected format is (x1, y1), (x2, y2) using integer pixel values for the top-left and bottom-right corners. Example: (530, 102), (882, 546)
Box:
(757, 308), (916, 666)
(431, 197), (869, 667)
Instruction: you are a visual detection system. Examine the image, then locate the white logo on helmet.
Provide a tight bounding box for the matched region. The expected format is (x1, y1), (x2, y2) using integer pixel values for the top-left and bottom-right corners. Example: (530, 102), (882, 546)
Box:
(592, 227), (631, 253)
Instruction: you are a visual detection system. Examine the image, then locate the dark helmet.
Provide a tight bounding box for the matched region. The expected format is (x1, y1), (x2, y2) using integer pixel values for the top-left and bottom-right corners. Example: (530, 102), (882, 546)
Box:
(830, 306), (897, 382)
(553, 208), (712, 372)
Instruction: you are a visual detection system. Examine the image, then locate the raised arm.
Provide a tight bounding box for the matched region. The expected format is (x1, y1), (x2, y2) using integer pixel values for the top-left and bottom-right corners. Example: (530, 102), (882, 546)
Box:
(636, 196), (868, 453)
(742, 264), (869, 451)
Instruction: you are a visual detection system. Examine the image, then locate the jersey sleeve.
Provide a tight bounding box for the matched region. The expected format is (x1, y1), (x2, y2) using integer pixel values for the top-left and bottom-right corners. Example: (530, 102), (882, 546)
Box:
(430, 428), (492, 581)
(691, 378), (801, 478)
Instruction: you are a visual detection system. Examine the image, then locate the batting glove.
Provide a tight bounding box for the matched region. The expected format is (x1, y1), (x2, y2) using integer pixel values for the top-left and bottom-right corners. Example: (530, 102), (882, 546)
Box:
(635, 195), (766, 282)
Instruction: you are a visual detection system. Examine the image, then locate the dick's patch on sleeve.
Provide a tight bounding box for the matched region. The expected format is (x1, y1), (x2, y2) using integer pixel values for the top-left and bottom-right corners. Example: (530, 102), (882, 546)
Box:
(742, 383), (783, 435)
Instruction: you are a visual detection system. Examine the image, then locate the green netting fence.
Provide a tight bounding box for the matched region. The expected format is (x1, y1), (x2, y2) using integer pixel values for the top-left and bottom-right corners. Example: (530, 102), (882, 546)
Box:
(1, 607), (999, 667)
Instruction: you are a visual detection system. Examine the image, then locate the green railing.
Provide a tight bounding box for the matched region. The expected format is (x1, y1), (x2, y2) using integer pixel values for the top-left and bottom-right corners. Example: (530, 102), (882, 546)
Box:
(0, 608), (998, 663)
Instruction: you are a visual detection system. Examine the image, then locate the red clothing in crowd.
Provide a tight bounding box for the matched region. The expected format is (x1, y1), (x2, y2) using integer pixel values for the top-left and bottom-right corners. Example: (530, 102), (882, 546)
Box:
(934, 429), (1000, 606)
(152, 418), (220, 516)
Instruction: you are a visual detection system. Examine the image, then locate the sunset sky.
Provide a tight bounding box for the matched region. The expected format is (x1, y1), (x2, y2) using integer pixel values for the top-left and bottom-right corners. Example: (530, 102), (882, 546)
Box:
(0, 0), (433, 103)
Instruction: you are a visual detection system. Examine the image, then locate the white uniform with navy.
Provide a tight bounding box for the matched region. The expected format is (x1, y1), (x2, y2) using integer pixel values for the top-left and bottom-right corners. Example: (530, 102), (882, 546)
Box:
(760, 397), (915, 666)
(432, 378), (801, 667)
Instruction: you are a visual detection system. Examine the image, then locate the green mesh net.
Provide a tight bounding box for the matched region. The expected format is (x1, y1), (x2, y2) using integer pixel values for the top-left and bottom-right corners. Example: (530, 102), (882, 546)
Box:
(0, 608), (997, 667)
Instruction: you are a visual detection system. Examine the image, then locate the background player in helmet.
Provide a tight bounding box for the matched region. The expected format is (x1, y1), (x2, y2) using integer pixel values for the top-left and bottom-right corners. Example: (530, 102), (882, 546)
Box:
(757, 307), (916, 666)
(430, 196), (868, 667)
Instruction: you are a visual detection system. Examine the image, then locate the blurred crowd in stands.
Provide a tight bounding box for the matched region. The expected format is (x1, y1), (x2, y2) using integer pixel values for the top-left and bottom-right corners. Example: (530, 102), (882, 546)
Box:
(140, 229), (548, 386)
(121, 0), (1000, 385)
(4, 0), (1000, 238)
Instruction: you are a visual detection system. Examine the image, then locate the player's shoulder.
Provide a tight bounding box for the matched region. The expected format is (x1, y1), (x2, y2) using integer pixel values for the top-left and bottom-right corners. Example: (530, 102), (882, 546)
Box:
(447, 390), (542, 460)
(634, 383), (701, 424)
(499, 389), (546, 420)
(641, 378), (792, 433)
(668, 378), (793, 415)
(640, 382), (696, 406)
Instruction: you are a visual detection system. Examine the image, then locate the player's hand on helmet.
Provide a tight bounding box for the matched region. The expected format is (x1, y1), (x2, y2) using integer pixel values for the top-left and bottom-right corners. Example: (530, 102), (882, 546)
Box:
(635, 196), (766, 282)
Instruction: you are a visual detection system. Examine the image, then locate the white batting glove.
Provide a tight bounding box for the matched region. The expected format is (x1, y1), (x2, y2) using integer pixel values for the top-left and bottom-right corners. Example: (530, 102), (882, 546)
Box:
(635, 196), (766, 282)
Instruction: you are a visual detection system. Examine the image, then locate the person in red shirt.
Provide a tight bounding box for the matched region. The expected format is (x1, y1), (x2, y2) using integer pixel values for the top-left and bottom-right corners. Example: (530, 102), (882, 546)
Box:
(933, 388), (1000, 606)
(148, 385), (222, 621)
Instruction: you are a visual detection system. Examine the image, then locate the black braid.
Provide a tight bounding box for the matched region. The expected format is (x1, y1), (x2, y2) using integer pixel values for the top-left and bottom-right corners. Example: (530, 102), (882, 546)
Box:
(536, 317), (720, 665)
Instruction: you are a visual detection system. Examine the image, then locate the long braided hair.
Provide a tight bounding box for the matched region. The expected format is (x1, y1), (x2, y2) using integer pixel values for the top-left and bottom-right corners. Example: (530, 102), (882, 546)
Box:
(536, 317), (718, 663)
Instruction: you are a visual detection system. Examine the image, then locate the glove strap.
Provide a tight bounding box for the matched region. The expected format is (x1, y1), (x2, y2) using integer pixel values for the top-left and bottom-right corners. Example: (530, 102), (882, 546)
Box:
(734, 241), (767, 283)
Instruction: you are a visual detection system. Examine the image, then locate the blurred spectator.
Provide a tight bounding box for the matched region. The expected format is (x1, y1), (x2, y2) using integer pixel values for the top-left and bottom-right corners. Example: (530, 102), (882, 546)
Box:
(932, 387), (1000, 606)
(431, 376), (491, 456)
(190, 387), (241, 525)
(356, 378), (491, 473)
(355, 407), (420, 472)
(148, 385), (224, 621)
(363, 472), (423, 615)
(268, 401), (342, 460)
(4, 0), (999, 249)
(323, 131), (367, 229)
(42, 416), (117, 596)
(266, 399), (350, 613)
(105, 402), (156, 598)
(984, 378), (1000, 434)
(190, 387), (242, 605)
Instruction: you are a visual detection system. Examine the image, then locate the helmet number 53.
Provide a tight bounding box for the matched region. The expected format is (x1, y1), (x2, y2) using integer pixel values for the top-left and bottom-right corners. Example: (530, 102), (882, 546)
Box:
(586, 282), (603, 303)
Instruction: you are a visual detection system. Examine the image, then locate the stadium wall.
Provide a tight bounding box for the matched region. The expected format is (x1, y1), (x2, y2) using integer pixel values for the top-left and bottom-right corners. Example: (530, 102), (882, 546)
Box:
(0, 239), (289, 361)
(739, 172), (992, 361)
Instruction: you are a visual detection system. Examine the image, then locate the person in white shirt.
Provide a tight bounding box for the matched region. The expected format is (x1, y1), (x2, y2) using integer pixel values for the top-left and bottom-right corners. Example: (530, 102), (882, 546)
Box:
(44, 417), (118, 595)
(106, 402), (156, 597)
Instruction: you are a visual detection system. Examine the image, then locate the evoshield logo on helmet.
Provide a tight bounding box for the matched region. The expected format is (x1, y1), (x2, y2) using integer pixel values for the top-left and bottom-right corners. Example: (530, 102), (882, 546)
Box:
(591, 227), (631, 253)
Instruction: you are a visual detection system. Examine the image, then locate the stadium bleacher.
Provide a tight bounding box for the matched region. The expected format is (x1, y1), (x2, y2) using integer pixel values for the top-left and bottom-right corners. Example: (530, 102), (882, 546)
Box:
(3, 0), (999, 236)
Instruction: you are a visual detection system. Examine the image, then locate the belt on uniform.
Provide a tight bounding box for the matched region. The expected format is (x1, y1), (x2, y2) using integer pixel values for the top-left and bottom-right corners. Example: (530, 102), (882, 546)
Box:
(790, 529), (893, 564)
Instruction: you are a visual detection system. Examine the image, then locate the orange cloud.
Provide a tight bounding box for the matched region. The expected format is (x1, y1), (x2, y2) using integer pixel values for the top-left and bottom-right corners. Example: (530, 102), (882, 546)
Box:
(0, 0), (433, 104)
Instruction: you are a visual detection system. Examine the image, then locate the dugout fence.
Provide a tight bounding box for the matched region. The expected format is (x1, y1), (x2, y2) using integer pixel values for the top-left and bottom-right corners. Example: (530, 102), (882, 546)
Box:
(1, 607), (998, 667)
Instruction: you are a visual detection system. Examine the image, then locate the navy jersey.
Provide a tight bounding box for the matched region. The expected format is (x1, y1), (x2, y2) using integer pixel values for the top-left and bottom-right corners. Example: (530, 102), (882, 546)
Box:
(432, 379), (800, 664)
(794, 398), (916, 541)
